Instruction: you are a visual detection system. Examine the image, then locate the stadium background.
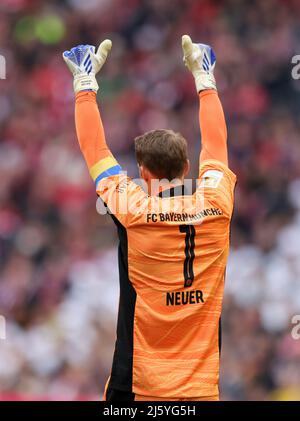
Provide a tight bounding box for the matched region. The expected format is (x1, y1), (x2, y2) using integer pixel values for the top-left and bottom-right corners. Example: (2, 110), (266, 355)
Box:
(1, 0), (300, 401)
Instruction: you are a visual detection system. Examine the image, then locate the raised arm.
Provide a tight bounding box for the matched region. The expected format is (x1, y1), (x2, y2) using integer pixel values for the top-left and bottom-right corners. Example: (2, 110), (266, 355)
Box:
(75, 91), (120, 185)
(63, 40), (121, 186)
(182, 35), (228, 167)
(199, 90), (228, 165)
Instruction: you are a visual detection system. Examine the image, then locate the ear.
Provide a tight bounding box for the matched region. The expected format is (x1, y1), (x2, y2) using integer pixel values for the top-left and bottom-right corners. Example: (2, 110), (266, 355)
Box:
(183, 159), (190, 177)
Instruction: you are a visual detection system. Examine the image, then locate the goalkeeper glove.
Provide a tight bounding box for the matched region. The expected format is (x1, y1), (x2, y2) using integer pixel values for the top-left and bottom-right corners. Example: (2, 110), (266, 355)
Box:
(63, 39), (112, 94)
(182, 35), (216, 92)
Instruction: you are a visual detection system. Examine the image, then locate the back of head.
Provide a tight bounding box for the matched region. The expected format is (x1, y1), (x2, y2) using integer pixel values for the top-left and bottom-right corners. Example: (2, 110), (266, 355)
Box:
(134, 129), (188, 181)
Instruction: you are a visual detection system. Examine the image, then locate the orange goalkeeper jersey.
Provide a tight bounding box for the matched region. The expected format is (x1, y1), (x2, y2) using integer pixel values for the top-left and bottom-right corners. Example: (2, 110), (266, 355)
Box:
(95, 157), (236, 399)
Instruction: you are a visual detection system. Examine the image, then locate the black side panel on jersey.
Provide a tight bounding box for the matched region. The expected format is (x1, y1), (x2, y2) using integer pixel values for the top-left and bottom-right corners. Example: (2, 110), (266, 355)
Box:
(107, 214), (136, 394)
(218, 317), (222, 355)
(105, 387), (135, 401)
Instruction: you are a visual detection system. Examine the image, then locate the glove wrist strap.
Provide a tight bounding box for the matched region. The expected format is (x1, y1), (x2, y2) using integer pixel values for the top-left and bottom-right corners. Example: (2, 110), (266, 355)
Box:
(73, 74), (99, 93)
(194, 71), (217, 93)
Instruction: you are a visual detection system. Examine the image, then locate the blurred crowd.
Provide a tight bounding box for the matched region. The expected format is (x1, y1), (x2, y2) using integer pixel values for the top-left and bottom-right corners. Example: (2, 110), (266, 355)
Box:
(1, 0), (300, 400)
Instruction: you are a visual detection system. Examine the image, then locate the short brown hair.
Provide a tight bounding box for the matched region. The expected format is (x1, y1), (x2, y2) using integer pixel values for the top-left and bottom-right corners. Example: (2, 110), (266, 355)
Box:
(134, 129), (188, 180)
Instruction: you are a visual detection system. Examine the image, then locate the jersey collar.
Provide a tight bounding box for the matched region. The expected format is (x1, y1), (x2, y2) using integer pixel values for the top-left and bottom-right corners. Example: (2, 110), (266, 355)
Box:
(157, 185), (186, 198)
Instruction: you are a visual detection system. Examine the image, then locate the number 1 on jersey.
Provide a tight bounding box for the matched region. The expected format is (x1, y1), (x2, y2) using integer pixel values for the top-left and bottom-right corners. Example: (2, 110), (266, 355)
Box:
(179, 225), (196, 288)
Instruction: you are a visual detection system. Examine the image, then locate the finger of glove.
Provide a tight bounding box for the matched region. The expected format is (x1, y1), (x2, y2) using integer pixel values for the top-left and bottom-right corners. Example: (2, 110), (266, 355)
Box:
(182, 35), (193, 57)
(96, 39), (112, 63)
(183, 56), (189, 68)
(62, 53), (78, 74)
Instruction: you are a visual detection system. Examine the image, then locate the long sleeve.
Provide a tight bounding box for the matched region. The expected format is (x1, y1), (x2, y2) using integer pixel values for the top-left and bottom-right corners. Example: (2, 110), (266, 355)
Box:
(75, 91), (148, 226)
(199, 89), (228, 166)
(75, 91), (121, 186)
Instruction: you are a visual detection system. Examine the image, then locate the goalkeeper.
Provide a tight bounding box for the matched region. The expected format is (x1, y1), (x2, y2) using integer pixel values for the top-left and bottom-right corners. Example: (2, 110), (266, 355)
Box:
(63, 35), (236, 401)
